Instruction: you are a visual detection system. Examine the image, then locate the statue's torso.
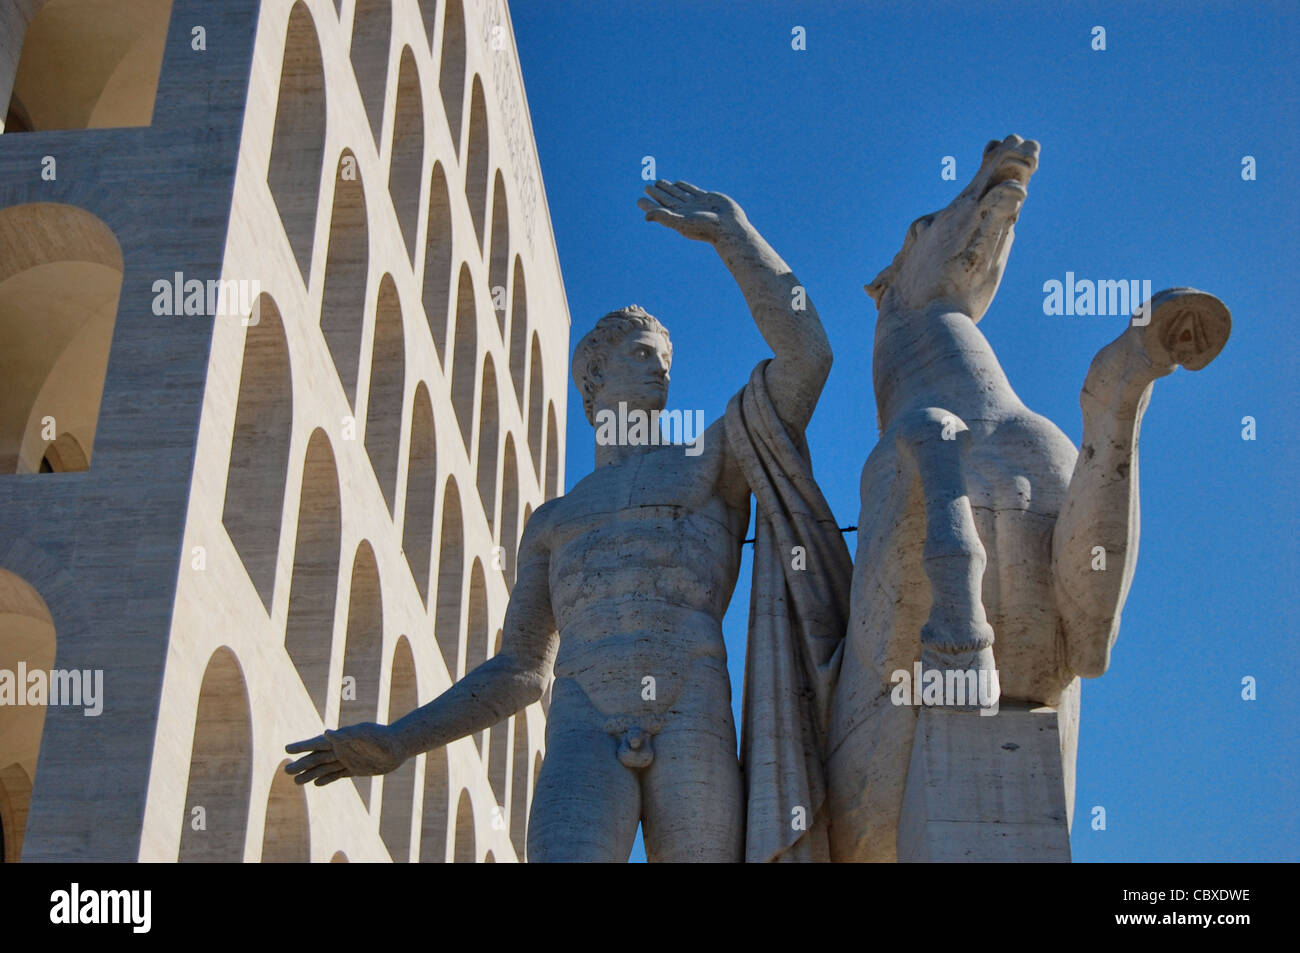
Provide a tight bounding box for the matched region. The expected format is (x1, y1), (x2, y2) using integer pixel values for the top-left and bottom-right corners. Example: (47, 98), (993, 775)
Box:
(536, 420), (749, 718)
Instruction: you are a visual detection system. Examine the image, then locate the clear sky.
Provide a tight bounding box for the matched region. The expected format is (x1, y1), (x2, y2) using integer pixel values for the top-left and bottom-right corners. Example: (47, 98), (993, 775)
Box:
(507, 0), (1298, 862)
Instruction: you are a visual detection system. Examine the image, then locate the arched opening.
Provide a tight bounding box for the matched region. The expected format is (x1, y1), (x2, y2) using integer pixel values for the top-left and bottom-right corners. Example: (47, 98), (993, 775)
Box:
(179, 647), (252, 862)
(526, 334), (543, 476)
(320, 150), (369, 407)
(475, 357), (499, 533)
(349, 0), (390, 144)
(339, 541), (383, 807)
(510, 710), (530, 858)
(418, 748), (449, 862)
(3, 0), (173, 134)
(421, 162), (453, 363)
(222, 295), (292, 611)
(0, 202), (123, 474)
(465, 560), (489, 681)
(545, 403), (560, 500)
(380, 637), (417, 862)
(284, 429), (341, 716)
(487, 633), (508, 810)
(484, 850), (495, 863)
(465, 560), (488, 752)
(463, 77), (489, 249)
(452, 789), (474, 863)
(533, 751), (542, 789)
(437, 0), (466, 154)
(364, 275), (405, 514)
(330, 850), (348, 862)
(388, 46), (424, 262)
(0, 569), (55, 863)
(487, 173), (508, 334)
(267, 1), (326, 281)
(498, 436), (519, 591)
(433, 478), (464, 673)
(401, 383), (436, 604)
(507, 258), (527, 407)
(416, 1), (439, 49)
(449, 264), (477, 451)
(261, 760), (310, 862)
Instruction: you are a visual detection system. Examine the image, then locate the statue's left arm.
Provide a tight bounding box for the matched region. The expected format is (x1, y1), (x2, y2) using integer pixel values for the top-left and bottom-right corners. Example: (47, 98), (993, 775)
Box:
(639, 180), (832, 433)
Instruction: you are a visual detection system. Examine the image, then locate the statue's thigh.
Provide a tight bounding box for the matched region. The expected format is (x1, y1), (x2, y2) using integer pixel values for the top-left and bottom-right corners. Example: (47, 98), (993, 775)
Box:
(640, 710), (743, 863)
(526, 710), (641, 862)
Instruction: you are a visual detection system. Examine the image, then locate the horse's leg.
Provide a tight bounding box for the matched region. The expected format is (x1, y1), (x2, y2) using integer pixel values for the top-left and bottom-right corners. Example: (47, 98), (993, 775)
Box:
(896, 407), (999, 709)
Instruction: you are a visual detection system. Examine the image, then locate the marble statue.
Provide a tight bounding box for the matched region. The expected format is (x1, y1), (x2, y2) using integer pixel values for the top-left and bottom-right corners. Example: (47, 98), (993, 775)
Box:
(287, 181), (850, 862)
(825, 135), (1232, 861)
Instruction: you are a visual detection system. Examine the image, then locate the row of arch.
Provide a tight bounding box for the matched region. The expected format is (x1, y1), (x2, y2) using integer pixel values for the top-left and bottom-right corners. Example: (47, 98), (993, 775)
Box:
(221, 291), (559, 615)
(176, 643), (539, 862)
(269, 1), (504, 326)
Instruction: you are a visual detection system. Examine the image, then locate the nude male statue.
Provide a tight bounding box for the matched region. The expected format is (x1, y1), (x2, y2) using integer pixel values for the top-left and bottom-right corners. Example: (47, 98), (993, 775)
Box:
(286, 181), (833, 862)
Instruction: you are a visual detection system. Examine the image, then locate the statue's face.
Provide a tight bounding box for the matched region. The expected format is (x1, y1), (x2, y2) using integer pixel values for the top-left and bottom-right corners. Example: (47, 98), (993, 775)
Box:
(870, 135), (1039, 322)
(591, 329), (671, 418)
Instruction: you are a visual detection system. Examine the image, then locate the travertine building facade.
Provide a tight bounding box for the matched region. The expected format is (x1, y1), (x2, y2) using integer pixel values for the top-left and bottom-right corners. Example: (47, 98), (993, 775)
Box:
(0, 0), (569, 862)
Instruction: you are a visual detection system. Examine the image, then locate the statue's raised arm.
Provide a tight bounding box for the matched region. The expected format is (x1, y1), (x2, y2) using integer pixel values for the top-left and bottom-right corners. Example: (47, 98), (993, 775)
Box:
(637, 180), (832, 432)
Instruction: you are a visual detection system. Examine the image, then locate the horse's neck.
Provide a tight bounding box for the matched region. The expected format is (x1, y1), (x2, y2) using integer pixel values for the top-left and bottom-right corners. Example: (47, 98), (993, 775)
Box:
(873, 306), (1010, 425)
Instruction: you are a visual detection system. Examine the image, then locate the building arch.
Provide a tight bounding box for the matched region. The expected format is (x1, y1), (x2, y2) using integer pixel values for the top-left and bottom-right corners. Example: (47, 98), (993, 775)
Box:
(284, 428), (342, 716)
(388, 45), (424, 260)
(179, 647), (252, 862)
(349, 0), (390, 144)
(267, 1), (327, 280)
(419, 748), (450, 862)
(526, 333), (543, 475)
(498, 435), (519, 591)
(261, 760), (310, 862)
(510, 710), (530, 859)
(452, 788), (474, 863)
(437, 0), (466, 153)
(487, 172), (508, 335)
(463, 76), (489, 248)
(364, 275), (405, 514)
(421, 162), (453, 362)
(475, 356), (500, 532)
(0, 202), (123, 474)
(545, 402), (560, 499)
(507, 257), (527, 406)
(401, 382), (436, 604)
(320, 149), (370, 407)
(379, 636), (417, 861)
(0, 569), (55, 862)
(449, 264), (477, 450)
(338, 541), (384, 810)
(433, 478), (464, 673)
(222, 294), (292, 611)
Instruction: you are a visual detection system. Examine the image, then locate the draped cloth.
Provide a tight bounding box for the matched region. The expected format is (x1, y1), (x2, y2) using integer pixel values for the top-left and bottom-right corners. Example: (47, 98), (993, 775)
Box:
(724, 361), (852, 863)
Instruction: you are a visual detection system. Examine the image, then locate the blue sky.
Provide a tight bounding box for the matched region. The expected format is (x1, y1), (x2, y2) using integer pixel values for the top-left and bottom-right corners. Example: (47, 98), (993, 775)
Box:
(508, 0), (1299, 861)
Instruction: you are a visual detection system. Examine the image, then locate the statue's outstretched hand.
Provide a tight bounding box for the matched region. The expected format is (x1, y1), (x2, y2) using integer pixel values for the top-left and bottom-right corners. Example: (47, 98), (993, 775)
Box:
(285, 722), (406, 786)
(637, 180), (747, 244)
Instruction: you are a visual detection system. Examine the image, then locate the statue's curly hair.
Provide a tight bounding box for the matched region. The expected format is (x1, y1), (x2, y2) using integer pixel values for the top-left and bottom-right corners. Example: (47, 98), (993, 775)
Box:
(571, 305), (672, 424)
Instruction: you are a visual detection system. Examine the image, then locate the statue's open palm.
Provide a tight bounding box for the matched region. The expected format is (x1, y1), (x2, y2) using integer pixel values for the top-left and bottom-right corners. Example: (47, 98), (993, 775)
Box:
(637, 180), (745, 244)
(284, 722), (405, 786)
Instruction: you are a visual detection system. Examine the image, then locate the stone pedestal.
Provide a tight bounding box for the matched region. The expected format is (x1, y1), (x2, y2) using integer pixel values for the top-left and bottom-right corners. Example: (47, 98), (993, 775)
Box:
(897, 701), (1071, 862)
